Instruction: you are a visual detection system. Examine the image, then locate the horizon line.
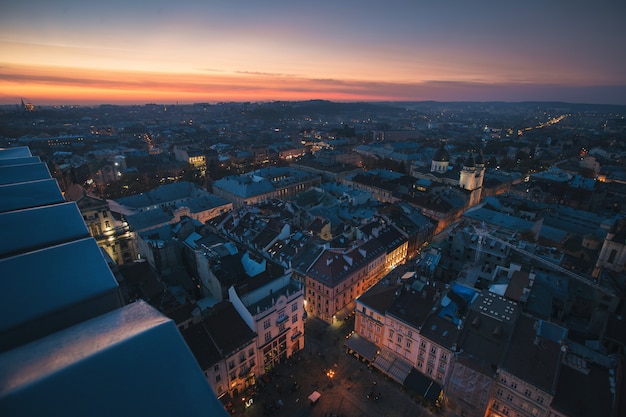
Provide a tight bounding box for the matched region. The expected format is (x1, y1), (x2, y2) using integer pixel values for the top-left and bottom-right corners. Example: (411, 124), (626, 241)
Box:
(4, 98), (626, 108)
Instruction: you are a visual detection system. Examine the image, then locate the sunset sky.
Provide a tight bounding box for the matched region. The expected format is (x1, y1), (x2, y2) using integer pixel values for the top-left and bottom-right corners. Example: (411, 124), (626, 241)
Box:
(2, 0), (625, 105)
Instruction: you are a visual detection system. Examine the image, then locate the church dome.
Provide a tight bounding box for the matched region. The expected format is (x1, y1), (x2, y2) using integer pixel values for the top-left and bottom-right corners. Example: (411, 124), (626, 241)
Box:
(433, 144), (450, 162)
(463, 153), (475, 167)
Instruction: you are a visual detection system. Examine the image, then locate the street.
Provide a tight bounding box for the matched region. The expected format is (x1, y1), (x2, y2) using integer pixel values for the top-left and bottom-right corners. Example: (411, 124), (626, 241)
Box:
(228, 315), (440, 417)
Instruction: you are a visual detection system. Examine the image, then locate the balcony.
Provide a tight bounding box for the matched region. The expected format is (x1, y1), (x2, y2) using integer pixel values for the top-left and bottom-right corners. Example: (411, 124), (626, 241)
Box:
(291, 330), (302, 341)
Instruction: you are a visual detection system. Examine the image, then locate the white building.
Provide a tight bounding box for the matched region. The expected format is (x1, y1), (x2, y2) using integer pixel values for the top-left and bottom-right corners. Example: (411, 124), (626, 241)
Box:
(229, 274), (305, 372)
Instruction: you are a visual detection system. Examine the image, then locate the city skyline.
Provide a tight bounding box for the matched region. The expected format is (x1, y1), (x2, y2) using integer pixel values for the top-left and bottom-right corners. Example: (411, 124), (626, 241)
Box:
(2, 0), (626, 106)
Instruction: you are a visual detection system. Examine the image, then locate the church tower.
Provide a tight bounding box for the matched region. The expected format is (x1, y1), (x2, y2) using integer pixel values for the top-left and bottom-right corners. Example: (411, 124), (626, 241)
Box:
(474, 149), (485, 189)
(459, 152), (484, 207)
(459, 153), (476, 190)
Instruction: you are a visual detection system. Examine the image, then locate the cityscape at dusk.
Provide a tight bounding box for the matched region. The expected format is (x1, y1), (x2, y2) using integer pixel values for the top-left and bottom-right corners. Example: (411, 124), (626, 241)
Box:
(2, 0), (626, 105)
(2, 1), (626, 416)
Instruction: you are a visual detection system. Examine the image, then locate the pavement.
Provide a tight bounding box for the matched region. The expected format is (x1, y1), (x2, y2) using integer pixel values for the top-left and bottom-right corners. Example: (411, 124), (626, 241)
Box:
(227, 315), (454, 417)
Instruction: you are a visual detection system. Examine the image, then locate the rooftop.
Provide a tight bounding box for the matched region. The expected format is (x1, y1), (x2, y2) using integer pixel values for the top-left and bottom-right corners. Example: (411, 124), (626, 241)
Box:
(501, 315), (562, 394)
(0, 301), (227, 417)
(0, 146), (228, 417)
(0, 202), (90, 258)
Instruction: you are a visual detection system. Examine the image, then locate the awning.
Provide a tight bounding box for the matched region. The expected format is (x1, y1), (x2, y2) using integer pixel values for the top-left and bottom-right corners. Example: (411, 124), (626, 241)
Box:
(308, 391), (321, 403)
(404, 369), (442, 405)
(344, 333), (379, 361)
(372, 350), (412, 384)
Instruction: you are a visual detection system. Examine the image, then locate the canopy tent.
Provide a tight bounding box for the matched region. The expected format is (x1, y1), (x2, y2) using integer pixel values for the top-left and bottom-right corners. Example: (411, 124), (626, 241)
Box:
(308, 391), (321, 403)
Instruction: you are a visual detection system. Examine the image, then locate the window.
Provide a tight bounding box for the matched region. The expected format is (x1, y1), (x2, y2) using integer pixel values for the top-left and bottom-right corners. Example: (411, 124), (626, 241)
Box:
(248, 348), (254, 357)
(407, 330), (413, 338)
(292, 315), (297, 323)
(277, 312), (287, 323)
(230, 372), (236, 381)
(263, 319), (271, 329)
(228, 361), (235, 370)
(265, 332), (271, 342)
(524, 389), (532, 397)
(510, 381), (517, 389)
(103, 211), (108, 218)
(430, 346), (437, 355)
(292, 303), (297, 312)
(506, 394), (513, 402)
(215, 374), (221, 382)
(420, 341), (426, 349)
(214, 364), (220, 372)
(406, 340), (412, 349)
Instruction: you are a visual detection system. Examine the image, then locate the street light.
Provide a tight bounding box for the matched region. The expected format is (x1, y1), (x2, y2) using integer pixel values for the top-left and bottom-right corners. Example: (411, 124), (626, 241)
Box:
(326, 368), (335, 387)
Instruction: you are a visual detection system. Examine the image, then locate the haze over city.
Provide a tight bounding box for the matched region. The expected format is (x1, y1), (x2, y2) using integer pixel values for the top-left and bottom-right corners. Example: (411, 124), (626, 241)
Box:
(2, 0), (626, 106)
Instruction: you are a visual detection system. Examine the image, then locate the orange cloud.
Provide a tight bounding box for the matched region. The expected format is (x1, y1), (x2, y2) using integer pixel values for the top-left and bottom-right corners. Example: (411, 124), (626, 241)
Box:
(2, 63), (625, 105)
(0, 63), (413, 104)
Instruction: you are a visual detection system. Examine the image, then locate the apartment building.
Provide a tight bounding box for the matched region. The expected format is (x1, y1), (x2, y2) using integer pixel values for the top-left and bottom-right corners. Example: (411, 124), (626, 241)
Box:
(487, 315), (562, 417)
(305, 238), (386, 323)
(229, 274), (305, 372)
(182, 301), (259, 400)
(72, 192), (137, 265)
(212, 167), (321, 209)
